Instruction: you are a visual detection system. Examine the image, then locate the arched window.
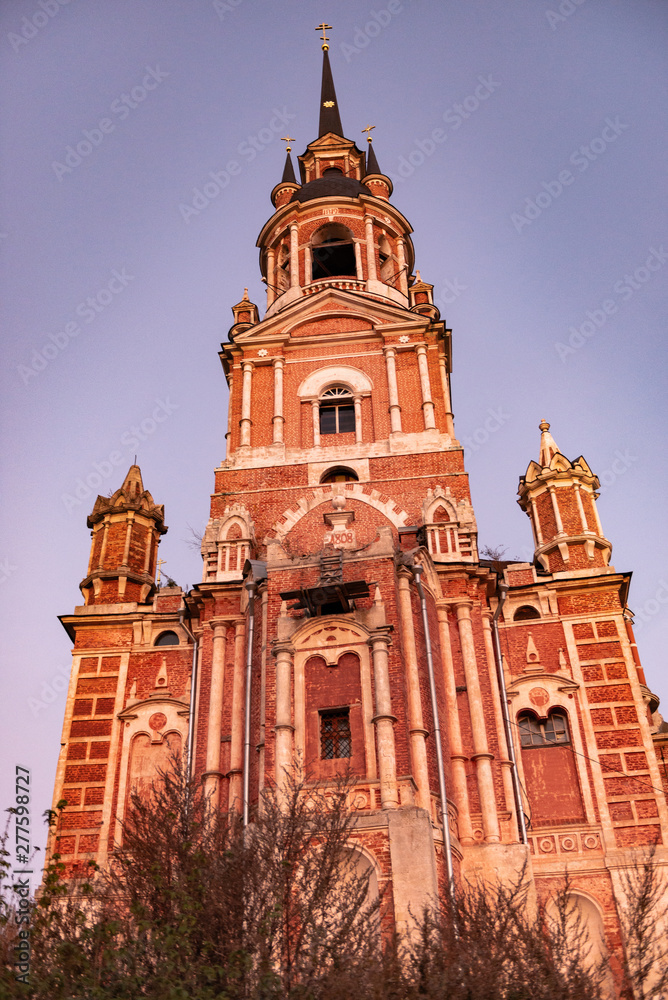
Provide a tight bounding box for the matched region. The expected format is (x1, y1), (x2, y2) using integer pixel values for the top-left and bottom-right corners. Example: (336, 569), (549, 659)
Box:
(311, 223), (356, 281)
(519, 709), (570, 747)
(514, 605), (541, 621)
(154, 631), (179, 646)
(320, 466), (359, 484)
(319, 386), (355, 435)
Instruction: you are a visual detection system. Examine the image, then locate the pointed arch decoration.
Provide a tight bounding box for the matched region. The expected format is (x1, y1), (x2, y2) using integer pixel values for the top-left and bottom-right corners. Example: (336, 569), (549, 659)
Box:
(201, 503), (254, 582)
(421, 486), (478, 563)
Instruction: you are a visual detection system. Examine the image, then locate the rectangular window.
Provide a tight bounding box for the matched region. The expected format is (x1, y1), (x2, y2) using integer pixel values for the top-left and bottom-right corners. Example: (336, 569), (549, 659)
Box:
(319, 404), (355, 435)
(320, 709), (351, 759)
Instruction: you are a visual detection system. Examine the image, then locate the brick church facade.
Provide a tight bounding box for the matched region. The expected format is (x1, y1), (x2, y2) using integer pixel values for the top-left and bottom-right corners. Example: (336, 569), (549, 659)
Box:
(50, 43), (668, 964)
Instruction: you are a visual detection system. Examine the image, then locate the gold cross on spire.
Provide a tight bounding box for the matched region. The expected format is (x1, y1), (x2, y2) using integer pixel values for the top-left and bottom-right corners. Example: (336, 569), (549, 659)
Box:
(156, 558), (167, 587)
(315, 22), (332, 50)
(362, 124), (376, 143)
(281, 136), (295, 152)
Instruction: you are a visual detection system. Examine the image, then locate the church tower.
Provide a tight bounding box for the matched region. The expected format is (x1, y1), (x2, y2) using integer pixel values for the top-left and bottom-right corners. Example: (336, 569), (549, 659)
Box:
(49, 32), (668, 952)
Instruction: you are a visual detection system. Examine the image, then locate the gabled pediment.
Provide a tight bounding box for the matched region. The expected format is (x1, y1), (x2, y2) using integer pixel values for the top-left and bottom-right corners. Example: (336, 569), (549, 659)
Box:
(228, 286), (432, 347)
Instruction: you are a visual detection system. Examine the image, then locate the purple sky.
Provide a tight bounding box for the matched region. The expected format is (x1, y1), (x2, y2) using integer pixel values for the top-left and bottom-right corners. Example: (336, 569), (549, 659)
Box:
(1, 0), (667, 876)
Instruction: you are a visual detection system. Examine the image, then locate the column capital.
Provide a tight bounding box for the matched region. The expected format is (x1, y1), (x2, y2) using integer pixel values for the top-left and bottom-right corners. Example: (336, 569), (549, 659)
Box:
(371, 713), (397, 725)
(367, 625), (394, 650)
(271, 639), (295, 657)
(272, 355), (285, 369)
(241, 359), (255, 372)
(382, 344), (397, 357)
(209, 616), (235, 629)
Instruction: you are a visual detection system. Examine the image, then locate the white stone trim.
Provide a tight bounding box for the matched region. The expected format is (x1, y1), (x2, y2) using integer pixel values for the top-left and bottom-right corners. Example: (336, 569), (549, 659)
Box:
(269, 484), (410, 541)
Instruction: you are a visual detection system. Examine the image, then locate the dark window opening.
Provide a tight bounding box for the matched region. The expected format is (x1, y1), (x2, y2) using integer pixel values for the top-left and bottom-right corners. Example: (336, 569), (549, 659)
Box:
(519, 710), (570, 748)
(514, 605), (541, 621)
(155, 631), (179, 646)
(319, 599), (347, 616)
(320, 467), (359, 484)
(319, 386), (355, 435)
(312, 240), (357, 281)
(320, 709), (351, 759)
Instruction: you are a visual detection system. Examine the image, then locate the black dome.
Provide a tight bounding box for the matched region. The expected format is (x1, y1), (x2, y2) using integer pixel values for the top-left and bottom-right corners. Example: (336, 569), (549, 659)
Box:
(290, 173), (370, 204)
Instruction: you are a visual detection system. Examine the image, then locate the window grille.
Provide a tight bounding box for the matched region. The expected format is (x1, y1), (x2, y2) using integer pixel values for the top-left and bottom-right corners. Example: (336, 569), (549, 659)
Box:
(320, 709), (351, 759)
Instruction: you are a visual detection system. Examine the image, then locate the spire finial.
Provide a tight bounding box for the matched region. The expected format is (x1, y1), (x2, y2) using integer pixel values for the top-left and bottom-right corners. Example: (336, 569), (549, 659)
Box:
(281, 136), (295, 153)
(315, 22), (332, 50)
(362, 124), (376, 143)
(538, 418), (560, 466)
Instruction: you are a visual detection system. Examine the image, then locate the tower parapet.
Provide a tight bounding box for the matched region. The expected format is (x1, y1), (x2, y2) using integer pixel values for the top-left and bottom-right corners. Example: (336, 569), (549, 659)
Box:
(518, 420), (612, 572)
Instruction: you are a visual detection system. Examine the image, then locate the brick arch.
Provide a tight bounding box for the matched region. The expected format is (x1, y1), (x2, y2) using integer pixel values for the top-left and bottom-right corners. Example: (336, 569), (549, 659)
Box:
(270, 485), (410, 541)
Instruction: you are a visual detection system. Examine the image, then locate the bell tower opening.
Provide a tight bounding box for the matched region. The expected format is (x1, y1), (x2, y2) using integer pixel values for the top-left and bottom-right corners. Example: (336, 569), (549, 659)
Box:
(311, 222), (357, 280)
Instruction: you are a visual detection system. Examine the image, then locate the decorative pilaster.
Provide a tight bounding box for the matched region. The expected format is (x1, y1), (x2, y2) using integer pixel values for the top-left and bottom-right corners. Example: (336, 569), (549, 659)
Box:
(311, 400), (320, 447)
(481, 611), (517, 831)
(437, 353), (455, 438)
(353, 394), (363, 444)
(397, 570), (430, 811)
(289, 223), (299, 288)
(415, 344), (436, 430)
(228, 619), (246, 812)
(272, 357), (285, 444)
(383, 346), (402, 433)
(368, 627), (399, 809)
(239, 361), (254, 448)
(436, 604), (473, 843)
(203, 621), (228, 811)
(364, 215), (377, 281)
(266, 248), (275, 306)
(273, 640), (295, 804)
(453, 600), (500, 843)
(396, 237), (408, 295)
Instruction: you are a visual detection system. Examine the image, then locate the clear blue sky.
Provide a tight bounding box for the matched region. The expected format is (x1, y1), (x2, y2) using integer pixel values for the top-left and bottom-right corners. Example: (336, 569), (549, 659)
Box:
(1, 0), (666, 874)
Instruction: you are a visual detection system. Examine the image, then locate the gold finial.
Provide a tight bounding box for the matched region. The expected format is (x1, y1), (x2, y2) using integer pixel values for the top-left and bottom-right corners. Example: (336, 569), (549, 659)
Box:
(156, 557), (167, 587)
(281, 135), (295, 152)
(362, 124), (375, 143)
(315, 22), (332, 50)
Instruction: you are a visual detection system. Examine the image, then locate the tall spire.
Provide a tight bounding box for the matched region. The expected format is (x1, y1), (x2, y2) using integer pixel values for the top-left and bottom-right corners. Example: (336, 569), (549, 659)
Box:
(366, 140), (380, 175)
(538, 418), (560, 466)
(318, 47), (343, 137)
(281, 150), (296, 184)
